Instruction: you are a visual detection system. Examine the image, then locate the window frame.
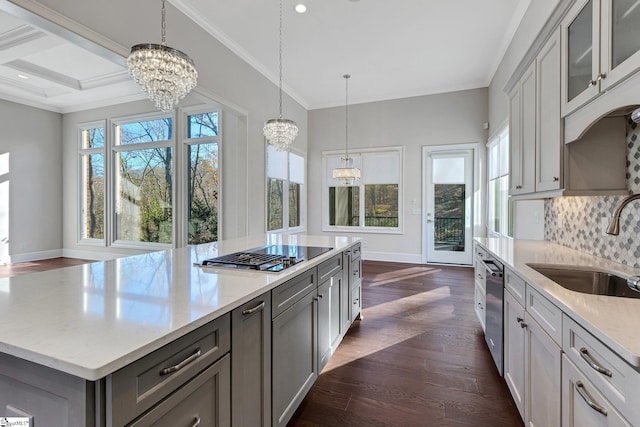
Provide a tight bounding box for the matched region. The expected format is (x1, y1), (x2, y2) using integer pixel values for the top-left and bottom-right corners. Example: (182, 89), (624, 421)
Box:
(180, 106), (222, 245)
(77, 105), (224, 251)
(265, 145), (307, 233)
(77, 120), (107, 246)
(486, 126), (513, 238)
(110, 111), (175, 250)
(322, 146), (403, 234)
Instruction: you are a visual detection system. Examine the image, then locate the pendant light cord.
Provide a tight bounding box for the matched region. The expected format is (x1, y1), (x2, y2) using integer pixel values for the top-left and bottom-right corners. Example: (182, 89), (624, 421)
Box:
(278, 0), (284, 118)
(344, 74), (351, 161)
(161, 0), (166, 45)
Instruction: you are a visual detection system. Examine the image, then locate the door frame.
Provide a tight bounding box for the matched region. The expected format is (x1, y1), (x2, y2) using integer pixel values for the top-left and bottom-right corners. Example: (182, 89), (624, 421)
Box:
(421, 143), (479, 265)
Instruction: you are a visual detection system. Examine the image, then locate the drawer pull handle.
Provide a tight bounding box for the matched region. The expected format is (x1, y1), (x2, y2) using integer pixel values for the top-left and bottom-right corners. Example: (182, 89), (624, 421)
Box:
(242, 301), (265, 315)
(190, 416), (201, 427)
(580, 348), (613, 377)
(160, 349), (202, 376)
(575, 381), (608, 416)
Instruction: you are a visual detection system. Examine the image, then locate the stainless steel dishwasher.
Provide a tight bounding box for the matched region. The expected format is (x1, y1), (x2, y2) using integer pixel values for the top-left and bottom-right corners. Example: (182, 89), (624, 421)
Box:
(481, 255), (504, 375)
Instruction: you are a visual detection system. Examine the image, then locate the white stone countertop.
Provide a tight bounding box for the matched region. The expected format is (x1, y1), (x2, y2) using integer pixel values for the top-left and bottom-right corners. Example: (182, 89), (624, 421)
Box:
(475, 237), (640, 368)
(0, 234), (360, 381)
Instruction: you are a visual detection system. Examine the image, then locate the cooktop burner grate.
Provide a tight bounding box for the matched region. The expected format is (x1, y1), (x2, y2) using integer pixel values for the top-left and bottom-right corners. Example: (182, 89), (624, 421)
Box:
(203, 252), (284, 268)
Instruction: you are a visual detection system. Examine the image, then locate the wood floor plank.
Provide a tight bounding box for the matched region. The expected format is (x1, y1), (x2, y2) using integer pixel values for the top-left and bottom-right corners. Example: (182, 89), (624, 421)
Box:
(0, 257), (94, 278)
(287, 261), (523, 427)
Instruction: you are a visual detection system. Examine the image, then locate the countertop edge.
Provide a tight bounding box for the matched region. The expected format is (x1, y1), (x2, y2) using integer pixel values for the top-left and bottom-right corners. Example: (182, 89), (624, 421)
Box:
(475, 237), (640, 369)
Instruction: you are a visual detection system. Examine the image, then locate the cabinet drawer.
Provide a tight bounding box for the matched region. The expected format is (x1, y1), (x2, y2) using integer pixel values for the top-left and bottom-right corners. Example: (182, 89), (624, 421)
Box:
(108, 314), (231, 426)
(350, 283), (361, 321)
(318, 254), (342, 283)
(272, 268), (316, 318)
(525, 286), (562, 345)
(474, 260), (486, 290)
(563, 315), (638, 421)
(474, 284), (486, 332)
(350, 257), (362, 286)
(562, 355), (631, 427)
(474, 243), (487, 260)
(350, 243), (362, 260)
(504, 268), (525, 307)
(128, 353), (231, 427)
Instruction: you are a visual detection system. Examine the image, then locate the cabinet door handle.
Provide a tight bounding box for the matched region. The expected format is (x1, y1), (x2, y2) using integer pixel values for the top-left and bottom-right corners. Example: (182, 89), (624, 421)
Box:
(516, 317), (527, 328)
(579, 347), (613, 377)
(597, 72), (606, 81)
(515, 185), (523, 189)
(318, 293), (324, 299)
(552, 176), (559, 182)
(190, 416), (201, 427)
(160, 348), (201, 376)
(242, 301), (265, 315)
(588, 79), (598, 87)
(575, 381), (608, 416)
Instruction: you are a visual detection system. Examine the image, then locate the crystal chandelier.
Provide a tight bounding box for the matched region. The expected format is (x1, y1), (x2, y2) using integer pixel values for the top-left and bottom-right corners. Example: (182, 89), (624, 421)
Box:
(332, 74), (361, 185)
(127, 0), (198, 111)
(263, 0), (299, 151)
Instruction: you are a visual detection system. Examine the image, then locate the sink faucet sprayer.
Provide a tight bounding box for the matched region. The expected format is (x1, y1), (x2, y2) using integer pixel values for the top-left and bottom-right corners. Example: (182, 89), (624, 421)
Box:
(606, 193), (640, 235)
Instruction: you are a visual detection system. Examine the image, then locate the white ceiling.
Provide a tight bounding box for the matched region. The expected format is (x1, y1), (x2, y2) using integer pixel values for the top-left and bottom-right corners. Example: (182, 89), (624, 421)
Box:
(172, 0), (532, 109)
(0, 0), (531, 113)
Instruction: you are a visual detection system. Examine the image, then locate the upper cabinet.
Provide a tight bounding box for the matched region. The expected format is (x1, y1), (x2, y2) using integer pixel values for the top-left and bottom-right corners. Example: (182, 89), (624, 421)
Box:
(509, 30), (562, 197)
(562, 0), (640, 116)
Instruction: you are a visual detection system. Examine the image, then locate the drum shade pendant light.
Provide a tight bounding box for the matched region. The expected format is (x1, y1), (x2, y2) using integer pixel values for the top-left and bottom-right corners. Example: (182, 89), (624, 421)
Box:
(332, 74), (361, 184)
(263, 0), (299, 151)
(127, 0), (198, 111)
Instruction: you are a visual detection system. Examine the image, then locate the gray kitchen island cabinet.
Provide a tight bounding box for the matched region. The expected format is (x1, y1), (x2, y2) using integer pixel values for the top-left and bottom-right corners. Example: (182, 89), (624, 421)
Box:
(0, 235), (362, 427)
(231, 292), (272, 427)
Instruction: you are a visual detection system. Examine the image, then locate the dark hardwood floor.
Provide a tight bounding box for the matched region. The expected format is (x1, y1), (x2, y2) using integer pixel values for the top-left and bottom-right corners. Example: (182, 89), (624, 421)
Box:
(0, 257), (94, 278)
(288, 261), (523, 427)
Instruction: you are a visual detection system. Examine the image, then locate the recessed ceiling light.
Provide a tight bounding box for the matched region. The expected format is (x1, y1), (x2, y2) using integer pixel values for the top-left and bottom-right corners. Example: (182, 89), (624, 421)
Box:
(295, 3), (307, 13)
(17, 74), (28, 79)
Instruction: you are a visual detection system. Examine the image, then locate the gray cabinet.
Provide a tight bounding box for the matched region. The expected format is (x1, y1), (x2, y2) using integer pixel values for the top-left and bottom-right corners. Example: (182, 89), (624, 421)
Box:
(108, 314), (231, 426)
(231, 293), (271, 427)
(271, 288), (317, 427)
(128, 354), (231, 427)
(0, 353), (95, 427)
(317, 268), (343, 372)
(346, 244), (362, 322)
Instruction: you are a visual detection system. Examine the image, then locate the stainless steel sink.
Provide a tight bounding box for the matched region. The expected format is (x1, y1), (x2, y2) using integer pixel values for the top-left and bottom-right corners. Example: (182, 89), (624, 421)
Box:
(527, 264), (640, 299)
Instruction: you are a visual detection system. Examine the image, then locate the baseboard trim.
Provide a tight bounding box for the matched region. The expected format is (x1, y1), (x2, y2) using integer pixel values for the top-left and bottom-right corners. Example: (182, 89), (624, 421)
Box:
(362, 251), (423, 264)
(62, 249), (128, 261)
(8, 249), (63, 264)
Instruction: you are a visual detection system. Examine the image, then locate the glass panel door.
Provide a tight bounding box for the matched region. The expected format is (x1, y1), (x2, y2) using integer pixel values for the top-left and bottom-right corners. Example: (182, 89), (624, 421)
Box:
(423, 148), (473, 265)
(611, 0), (640, 68)
(567, 0), (594, 103)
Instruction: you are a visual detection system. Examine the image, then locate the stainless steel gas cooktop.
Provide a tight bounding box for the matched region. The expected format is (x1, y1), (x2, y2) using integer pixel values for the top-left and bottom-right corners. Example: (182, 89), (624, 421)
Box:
(201, 245), (333, 272)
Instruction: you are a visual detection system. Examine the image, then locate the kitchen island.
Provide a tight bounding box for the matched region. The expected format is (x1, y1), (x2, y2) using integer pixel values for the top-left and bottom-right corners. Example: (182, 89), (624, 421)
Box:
(0, 234), (362, 426)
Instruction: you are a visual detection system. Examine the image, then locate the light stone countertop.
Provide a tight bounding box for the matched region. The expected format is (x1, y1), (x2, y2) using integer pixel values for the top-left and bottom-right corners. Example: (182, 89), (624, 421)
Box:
(475, 237), (640, 368)
(0, 234), (360, 381)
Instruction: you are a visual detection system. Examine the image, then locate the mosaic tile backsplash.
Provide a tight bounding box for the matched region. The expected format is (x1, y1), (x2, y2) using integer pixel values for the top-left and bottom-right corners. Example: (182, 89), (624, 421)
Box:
(545, 118), (640, 267)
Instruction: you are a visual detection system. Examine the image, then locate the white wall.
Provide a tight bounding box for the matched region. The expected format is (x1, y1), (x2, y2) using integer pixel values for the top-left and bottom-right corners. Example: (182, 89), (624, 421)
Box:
(308, 89), (488, 262)
(17, 0), (308, 258)
(0, 99), (62, 263)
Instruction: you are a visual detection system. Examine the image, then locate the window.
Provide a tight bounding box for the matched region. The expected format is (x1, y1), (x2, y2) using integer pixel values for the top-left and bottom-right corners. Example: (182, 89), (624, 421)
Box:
(266, 145), (305, 231)
(487, 127), (513, 237)
(324, 147), (402, 232)
(185, 111), (220, 244)
(78, 106), (221, 249)
(113, 115), (173, 244)
(79, 123), (105, 241)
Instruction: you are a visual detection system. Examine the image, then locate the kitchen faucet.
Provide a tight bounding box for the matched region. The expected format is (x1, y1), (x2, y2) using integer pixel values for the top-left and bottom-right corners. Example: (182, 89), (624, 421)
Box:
(606, 193), (640, 235)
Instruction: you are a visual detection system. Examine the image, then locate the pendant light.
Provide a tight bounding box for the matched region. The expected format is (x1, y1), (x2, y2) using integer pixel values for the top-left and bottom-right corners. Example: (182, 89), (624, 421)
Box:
(332, 74), (361, 184)
(263, 0), (299, 151)
(127, 0), (198, 111)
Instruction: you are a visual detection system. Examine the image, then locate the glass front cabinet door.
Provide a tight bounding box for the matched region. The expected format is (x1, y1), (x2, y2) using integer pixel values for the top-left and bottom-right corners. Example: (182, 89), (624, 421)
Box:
(562, 0), (640, 116)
